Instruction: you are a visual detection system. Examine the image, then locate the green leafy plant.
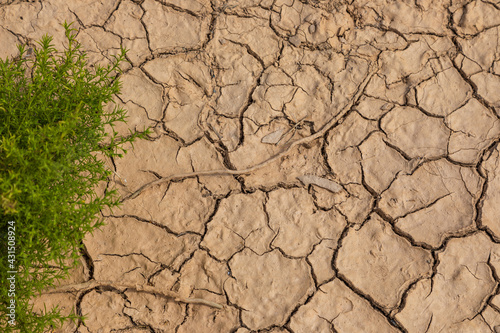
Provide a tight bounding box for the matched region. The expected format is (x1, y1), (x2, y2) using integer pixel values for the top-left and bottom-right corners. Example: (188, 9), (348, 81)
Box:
(0, 22), (148, 332)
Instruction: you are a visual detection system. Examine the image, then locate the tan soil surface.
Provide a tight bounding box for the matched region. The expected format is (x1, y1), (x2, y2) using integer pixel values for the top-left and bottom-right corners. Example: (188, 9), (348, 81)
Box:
(2, 0), (500, 332)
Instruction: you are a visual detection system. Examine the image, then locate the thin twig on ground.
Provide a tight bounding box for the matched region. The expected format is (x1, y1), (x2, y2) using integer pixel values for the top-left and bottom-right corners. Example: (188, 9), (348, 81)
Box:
(42, 280), (224, 309)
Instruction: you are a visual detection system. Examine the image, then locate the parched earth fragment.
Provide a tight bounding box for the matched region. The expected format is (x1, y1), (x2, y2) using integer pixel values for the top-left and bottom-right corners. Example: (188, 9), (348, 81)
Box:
(336, 183), (374, 225)
(336, 214), (433, 311)
(379, 159), (482, 248)
(76, 26), (122, 67)
(176, 138), (241, 196)
(278, 46), (371, 123)
(415, 67), (472, 117)
(111, 135), (189, 197)
(454, 52), (483, 78)
(452, 0), (500, 35)
(207, 39), (262, 117)
(246, 66), (295, 126)
(271, 0), (354, 46)
(122, 38), (151, 67)
(329, 56), (373, 119)
(311, 185), (346, 211)
(0, 26), (18, 59)
(176, 250), (228, 295)
(445, 98), (500, 164)
(104, 0), (146, 39)
(143, 55), (213, 142)
(227, 118), (298, 169)
(307, 239), (337, 285)
(354, 96), (393, 120)
(0, 1), (81, 49)
(93, 254), (160, 285)
(378, 39), (434, 85)
(150, 268), (180, 295)
(104, 0), (151, 66)
(343, 25), (407, 54)
(123, 292), (185, 331)
(116, 178), (216, 234)
(283, 65), (337, 131)
(457, 27), (499, 72)
(111, 99), (156, 138)
(218, 14), (280, 67)
(289, 279), (400, 333)
(142, 55), (212, 91)
(326, 111), (378, 184)
(442, 316), (497, 333)
(225, 249), (315, 330)
(0, 2), (41, 37)
(203, 108), (241, 152)
(83, 217), (200, 271)
(278, 45), (345, 81)
(481, 306), (500, 332)
(495, 61), (500, 76)
(176, 290), (240, 333)
(481, 143), (500, 239)
(119, 67), (164, 121)
(201, 191), (274, 260)
(233, 129), (327, 189)
(66, 0), (120, 27)
(266, 329), (290, 333)
(365, 73), (408, 105)
(79, 290), (131, 332)
(142, 0), (210, 53)
(359, 131), (409, 193)
(266, 188), (346, 257)
(327, 142), (362, 188)
(395, 232), (500, 332)
(354, 0), (449, 35)
(471, 72), (500, 112)
(490, 293), (500, 310)
(381, 106), (450, 159)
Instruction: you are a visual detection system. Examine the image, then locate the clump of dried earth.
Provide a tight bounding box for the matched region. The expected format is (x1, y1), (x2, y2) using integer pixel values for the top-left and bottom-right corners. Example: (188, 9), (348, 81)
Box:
(3, 0), (500, 332)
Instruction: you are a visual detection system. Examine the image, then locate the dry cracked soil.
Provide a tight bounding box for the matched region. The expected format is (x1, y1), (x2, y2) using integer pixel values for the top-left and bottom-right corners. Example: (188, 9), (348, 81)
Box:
(2, 0), (500, 332)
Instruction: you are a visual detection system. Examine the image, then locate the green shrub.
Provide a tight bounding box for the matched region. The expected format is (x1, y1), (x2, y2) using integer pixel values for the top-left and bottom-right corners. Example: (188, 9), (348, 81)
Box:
(0, 22), (148, 332)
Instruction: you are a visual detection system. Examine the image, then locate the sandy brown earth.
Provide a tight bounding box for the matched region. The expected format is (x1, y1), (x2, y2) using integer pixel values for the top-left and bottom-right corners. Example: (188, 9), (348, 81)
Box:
(2, 0), (500, 332)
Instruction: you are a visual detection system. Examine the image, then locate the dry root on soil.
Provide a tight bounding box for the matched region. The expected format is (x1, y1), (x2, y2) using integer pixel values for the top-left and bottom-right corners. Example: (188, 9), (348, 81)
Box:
(42, 280), (224, 309)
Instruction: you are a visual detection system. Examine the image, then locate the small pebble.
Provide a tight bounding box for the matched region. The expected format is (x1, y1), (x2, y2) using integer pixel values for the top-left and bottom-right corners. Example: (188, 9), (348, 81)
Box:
(308, 23), (316, 34)
(289, 35), (301, 47)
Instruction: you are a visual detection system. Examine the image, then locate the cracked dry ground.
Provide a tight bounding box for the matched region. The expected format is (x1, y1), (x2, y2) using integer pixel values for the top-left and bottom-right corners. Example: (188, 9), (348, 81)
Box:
(3, 0), (500, 332)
